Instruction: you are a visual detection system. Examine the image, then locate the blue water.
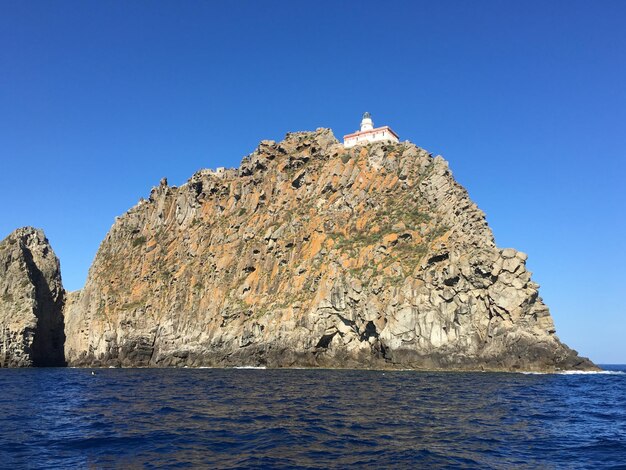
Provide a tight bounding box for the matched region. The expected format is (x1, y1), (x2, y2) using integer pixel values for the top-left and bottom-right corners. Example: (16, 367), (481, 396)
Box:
(0, 366), (625, 468)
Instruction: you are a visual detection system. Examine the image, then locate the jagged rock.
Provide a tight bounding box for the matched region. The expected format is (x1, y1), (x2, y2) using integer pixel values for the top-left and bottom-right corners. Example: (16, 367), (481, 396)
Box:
(0, 227), (65, 367)
(63, 129), (596, 372)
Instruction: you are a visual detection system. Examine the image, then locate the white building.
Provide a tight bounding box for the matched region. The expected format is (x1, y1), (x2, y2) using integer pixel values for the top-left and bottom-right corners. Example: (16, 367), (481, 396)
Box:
(343, 112), (399, 148)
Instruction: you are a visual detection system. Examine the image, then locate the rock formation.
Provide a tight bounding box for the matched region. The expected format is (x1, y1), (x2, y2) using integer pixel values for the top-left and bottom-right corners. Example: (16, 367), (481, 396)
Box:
(0, 227), (65, 367)
(62, 129), (595, 371)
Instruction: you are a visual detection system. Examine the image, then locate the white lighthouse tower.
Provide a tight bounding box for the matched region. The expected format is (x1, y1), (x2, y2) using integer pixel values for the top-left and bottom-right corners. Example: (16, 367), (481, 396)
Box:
(360, 112), (374, 131)
(343, 112), (399, 148)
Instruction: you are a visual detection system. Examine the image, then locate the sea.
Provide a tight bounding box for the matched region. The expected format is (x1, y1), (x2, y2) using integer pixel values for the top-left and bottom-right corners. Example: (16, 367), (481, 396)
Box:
(0, 365), (625, 469)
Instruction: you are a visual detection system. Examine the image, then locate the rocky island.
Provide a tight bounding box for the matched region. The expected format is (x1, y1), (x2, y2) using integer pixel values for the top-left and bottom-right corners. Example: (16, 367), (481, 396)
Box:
(0, 129), (596, 371)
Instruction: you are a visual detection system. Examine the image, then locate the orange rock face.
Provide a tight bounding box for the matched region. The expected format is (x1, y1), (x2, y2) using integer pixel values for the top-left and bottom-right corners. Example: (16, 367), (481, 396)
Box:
(63, 129), (595, 371)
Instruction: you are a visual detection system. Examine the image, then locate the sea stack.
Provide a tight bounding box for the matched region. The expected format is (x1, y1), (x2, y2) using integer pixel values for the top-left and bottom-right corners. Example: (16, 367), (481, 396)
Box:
(60, 126), (595, 371)
(0, 227), (66, 367)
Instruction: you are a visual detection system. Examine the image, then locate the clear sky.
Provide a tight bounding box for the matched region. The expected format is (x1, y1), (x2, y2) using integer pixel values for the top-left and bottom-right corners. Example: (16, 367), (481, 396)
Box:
(1, 1), (624, 363)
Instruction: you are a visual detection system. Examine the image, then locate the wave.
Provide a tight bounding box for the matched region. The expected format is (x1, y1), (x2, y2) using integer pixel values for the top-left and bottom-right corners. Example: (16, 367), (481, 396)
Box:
(558, 370), (625, 375)
(521, 370), (625, 375)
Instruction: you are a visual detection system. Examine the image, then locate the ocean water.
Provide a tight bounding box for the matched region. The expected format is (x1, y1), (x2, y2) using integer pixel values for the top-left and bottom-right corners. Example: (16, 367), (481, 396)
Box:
(0, 366), (625, 469)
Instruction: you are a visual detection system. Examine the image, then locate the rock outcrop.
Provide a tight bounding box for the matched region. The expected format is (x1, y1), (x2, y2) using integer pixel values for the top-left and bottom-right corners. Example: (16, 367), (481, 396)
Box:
(63, 129), (594, 371)
(0, 227), (65, 367)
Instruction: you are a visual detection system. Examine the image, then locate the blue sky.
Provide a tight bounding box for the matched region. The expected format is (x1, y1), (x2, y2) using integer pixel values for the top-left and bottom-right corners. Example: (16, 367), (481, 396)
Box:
(1, 1), (624, 363)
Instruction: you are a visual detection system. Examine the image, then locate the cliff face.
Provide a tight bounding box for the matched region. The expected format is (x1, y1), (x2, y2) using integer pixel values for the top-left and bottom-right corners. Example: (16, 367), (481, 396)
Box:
(0, 228), (65, 367)
(64, 129), (595, 371)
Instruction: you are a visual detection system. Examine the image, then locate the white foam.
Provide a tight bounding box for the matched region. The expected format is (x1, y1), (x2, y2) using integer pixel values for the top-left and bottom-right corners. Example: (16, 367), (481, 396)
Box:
(520, 369), (625, 375)
(558, 370), (625, 375)
(233, 366), (267, 370)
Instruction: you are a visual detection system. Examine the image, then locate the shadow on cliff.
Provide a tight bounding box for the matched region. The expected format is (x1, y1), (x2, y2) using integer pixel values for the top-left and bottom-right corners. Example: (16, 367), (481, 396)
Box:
(22, 246), (67, 367)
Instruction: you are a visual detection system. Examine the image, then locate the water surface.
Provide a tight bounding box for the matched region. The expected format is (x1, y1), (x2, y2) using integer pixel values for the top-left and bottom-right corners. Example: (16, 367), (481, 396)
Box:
(1, 366), (624, 468)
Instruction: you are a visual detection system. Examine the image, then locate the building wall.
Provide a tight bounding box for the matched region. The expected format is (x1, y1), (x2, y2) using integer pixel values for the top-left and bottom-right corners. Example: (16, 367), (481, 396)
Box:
(344, 129), (399, 148)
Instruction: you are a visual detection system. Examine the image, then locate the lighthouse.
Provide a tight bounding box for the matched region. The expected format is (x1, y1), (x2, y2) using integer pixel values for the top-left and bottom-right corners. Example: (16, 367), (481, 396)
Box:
(360, 112), (374, 131)
(343, 112), (399, 148)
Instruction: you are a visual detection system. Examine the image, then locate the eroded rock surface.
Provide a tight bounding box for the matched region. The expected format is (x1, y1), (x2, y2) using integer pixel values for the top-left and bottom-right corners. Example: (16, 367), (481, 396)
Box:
(0, 227), (65, 367)
(64, 129), (595, 371)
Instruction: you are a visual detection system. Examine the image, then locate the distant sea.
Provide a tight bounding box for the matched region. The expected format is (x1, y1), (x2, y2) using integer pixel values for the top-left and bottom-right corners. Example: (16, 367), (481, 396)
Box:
(1, 365), (625, 468)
